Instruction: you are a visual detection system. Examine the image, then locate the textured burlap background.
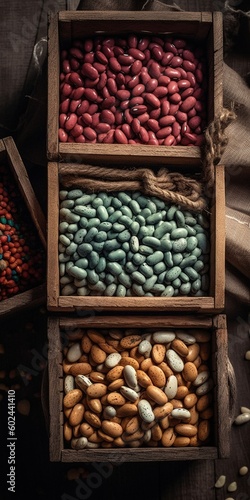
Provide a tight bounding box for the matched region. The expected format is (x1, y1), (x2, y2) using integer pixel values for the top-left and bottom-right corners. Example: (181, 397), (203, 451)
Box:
(0, 0), (249, 313)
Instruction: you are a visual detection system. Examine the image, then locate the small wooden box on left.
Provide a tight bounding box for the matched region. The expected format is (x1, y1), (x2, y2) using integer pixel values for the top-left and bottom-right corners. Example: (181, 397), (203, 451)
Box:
(0, 136), (47, 317)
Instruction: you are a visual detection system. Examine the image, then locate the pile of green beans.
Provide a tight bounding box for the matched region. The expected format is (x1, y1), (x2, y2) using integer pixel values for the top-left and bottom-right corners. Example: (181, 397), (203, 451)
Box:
(58, 189), (210, 297)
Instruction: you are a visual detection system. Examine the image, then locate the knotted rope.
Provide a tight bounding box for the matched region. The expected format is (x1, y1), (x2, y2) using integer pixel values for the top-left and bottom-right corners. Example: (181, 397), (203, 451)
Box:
(60, 165), (207, 212)
(203, 106), (237, 197)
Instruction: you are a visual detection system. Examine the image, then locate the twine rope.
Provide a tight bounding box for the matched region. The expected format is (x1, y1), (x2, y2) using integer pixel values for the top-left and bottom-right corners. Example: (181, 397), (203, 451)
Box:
(60, 165), (207, 211)
(203, 106), (237, 195)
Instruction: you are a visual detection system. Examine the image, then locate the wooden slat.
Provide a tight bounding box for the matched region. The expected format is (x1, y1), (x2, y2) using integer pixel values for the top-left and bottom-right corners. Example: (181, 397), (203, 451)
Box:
(214, 165), (225, 311)
(0, 283), (46, 318)
(59, 314), (214, 329)
(58, 144), (201, 166)
(58, 10), (204, 24)
(61, 446), (218, 462)
(47, 163), (60, 309)
(48, 316), (63, 462)
(47, 13), (60, 160)
(56, 295), (215, 312)
(3, 136), (47, 249)
(213, 11), (224, 114)
(215, 314), (230, 458)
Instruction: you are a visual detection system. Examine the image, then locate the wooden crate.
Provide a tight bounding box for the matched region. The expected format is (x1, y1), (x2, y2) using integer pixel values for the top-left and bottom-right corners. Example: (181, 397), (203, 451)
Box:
(47, 162), (225, 313)
(48, 313), (230, 462)
(47, 10), (223, 165)
(0, 137), (47, 317)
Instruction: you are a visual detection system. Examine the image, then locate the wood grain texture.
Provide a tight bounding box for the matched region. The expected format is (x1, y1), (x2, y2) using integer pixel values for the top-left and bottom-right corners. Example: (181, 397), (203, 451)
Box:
(0, 283), (46, 317)
(214, 165), (225, 311)
(47, 13), (59, 161)
(47, 162), (60, 309)
(48, 316), (63, 462)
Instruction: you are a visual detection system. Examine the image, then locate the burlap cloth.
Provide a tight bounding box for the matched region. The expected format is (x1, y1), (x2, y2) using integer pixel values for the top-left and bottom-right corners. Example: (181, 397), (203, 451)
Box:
(0, 0), (249, 312)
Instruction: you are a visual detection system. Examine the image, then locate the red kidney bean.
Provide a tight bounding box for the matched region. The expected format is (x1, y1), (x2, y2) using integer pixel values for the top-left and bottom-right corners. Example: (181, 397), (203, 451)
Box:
(95, 122), (111, 134)
(106, 78), (117, 95)
(114, 129), (128, 144)
(139, 126), (149, 143)
(120, 100), (130, 110)
(158, 75), (170, 86)
(180, 96), (196, 112)
(154, 86), (168, 98)
(169, 103), (179, 115)
(88, 103), (99, 115)
(151, 46), (163, 61)
(115, 110), (123, 125)
(172, 121), (181, 137)
(96, 50), (108, 64)
(178, 79), (191, 90)
(116, 89), (130, 101)
(118, 54), (135, 66)
(148, 118), (160, 132)
(188, 116), (201, 130)
(161, 52), (174, 66)
(130, 105), (147, 115)
(59, 113), (67, 128)
(188, 108), (196, 118)
(81, 62), (98, 80)
(60, 98), (70, 114)
(92, 113), (100, 128)
(148, 131), (159, 145)
(144, 93), (160, 108)
(61, 49), (68, 60)
(174, 39), (187, 49)
(69, 47), (84, 60)
(171, 56), (183, 68)
(193, 87), (205, 100)
(164, 42), (178, 55)
(183, 60), (196, 72)
(102, 45), (114, 59)
(184, 132), (197, 143)
(128, 48), (145, 61)
(129, 96), (144, 107)
(60, 72), (65, 82)
(114, 46), (124, 57)
(68, 135), (75, 143)
(168, 81), (178, 94)
(195, 100), (204, 113)
(159, 115), (175, 127)
(96, 72), (107, 90)
(148, 61), (161, 79)
(182, 49), (195, 63)
(124, 109), (133, 124)
(181, 122), (188, 135)
(102, 129), (115, 143)
(195, 68), (203, 83)
(145, 78), (158, 92)
(70, 99), (81, 113)
(150, 108), (161, 120)
(137, 112), (149, 124)
(83, 127), (97, 141)
(70, 58), (80, 71)
(93, 62), (106, 73)
(186, 71), (196, 87)
(130, 60), (142, 76)
(161, 100), (170, 116)
(84, 77), (100, 89)
(100, 109), (115, 125)
(164, 67), (181, 79)
(81, 113), (93, 126)
(176, 110), (188, 123)
(127, 75), (139, 89)
(84, 88), (98, 102)
(84, 39), (93, 52)
(128, 34), (138, 48)
(140, 70), (151, 85)
(178, 67), (187, 79)
(76, 100), (89, 115)
(194, 126), (202, 134)
(84, 53), (95, 64)
(131, 118), (141, 135)
(163, 134), (175, 145)
(132, 84), (145, 97)
(156, 126), (172, 139)
(62, 60), (71, 73)
(109, 57), (121, 72)
(65, 113), (78, 131)
(70, 124), (84, 138)
(181, 88), (194, 99)
(71, 87), (85, 100)
(138, 37), (150, 51)
(121, 65), (131, 75)
(75, 134), (85, 143)
(152, 37), (164, 47)
(102, 86), (110, 99)
(121, 123), (133, 139)
(62, 83), (72, 97)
